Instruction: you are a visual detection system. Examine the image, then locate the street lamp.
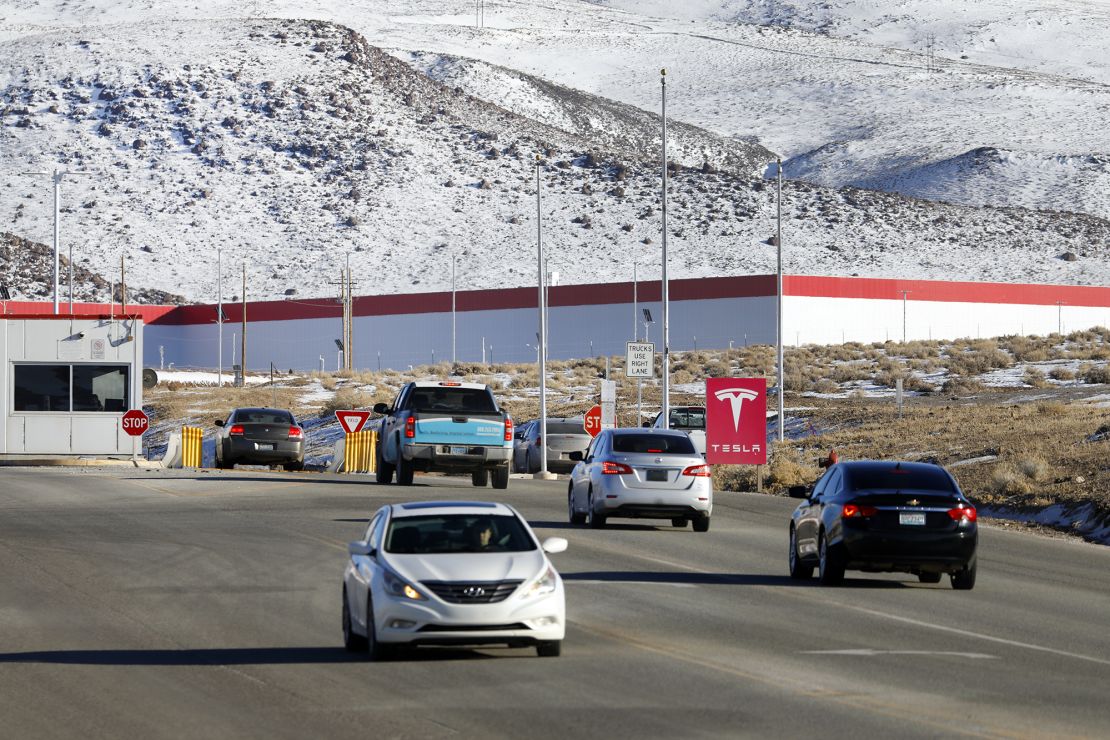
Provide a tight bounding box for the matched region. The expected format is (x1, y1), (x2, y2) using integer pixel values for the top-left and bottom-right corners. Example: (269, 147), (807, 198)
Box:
(535, 155), (552, 479)
(659, 68), (671, 430)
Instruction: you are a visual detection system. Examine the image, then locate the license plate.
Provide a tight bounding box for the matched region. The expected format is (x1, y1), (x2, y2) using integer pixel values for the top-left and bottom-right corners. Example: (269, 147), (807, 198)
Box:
(450, 446), (468, 455)
(255, 443), (274, 451)
(899, 512), (926, 526)
(646, 469), (668, 482)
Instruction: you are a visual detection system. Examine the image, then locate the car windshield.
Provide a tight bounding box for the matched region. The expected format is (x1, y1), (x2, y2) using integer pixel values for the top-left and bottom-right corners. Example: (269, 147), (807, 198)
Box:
(849, 467), (955, 493)
(236, 410), (293, 424)
(668, 408), (706, 429)
(385, 514), (536, 554)
(409, 388), (497, 413)
(611, 433), (696, 455)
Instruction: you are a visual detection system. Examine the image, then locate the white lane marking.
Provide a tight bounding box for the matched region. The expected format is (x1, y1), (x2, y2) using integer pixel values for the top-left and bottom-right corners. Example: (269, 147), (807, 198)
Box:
(839, 604), (1110, 668)
(568, 579), (696, 588)
(801, 649), (997, 659)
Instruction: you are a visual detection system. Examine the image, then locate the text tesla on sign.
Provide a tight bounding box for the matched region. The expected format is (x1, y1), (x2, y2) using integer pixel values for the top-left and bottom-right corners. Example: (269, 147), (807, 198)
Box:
(704, 377), (767, 465)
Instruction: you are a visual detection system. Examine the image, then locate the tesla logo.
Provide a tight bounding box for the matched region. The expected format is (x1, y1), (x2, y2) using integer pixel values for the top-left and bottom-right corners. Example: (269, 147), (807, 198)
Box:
(714, 387), (760, 433)
(462, 586), (486, 598)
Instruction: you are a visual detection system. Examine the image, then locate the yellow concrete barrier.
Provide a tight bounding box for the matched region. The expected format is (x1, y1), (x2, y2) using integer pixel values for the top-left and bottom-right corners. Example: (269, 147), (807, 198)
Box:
(344, 430), (377, 474)
(182, 426), (203, 468)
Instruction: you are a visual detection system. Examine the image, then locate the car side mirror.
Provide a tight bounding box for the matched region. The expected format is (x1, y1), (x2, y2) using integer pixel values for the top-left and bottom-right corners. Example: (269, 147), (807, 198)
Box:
(568, 451), (583, 462)
(787, 485), (810, 499)
(214, 419), (224, 427)
(373, 402), (389, 414)
(348, 541), (375, 557)
(541, 537), (568, 554)
(641, 421), (650, 428)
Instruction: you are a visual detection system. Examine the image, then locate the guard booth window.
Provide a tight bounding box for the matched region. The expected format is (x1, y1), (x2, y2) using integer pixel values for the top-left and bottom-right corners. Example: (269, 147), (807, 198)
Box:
(13, 364), (130, 412)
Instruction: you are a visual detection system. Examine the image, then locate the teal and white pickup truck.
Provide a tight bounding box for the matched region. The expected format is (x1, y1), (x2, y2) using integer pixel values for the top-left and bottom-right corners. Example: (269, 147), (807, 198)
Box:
(372, 381), (514, 488)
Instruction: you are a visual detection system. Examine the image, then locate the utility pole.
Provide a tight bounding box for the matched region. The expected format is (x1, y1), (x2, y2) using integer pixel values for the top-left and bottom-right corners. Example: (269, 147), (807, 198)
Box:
(776, 158), (784, 442)
(660, 68), (671, 430)
(22, 168), (93, 314)
(1056, 300), (1064, 335)
(347, 259), (354, 370)
(535, 154), (552, 478)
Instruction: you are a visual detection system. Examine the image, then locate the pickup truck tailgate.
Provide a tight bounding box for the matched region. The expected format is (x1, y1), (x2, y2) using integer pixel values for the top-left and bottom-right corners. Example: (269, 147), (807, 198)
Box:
(416, 415), (506, 446)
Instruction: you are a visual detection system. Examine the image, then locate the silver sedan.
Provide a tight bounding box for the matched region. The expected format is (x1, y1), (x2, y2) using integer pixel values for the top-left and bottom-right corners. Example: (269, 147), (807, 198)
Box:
(567, 428), (713, 531)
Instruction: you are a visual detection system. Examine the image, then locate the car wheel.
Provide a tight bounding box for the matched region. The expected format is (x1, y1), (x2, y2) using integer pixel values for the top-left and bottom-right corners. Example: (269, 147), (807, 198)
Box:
(285, 459), (304, 472)
(536, 641), (561, 658)
(375, 443), (394, 484)
(788, 526), (814, 580)
(951, 559), (976, 590)
(817, 530), (846, 585)
(569, 487), (586, 525)
(671, 517), (688, 528)
(366, 599), (397, 662)
(491, 463), (510, 490)
(918, 572), (942, 584)
(472, 469), (489, 487)
(587, 490), (606, 529)
(396, 455), (414, 486)
(342, 588), (367, 652)
(692, 513), (710, 533)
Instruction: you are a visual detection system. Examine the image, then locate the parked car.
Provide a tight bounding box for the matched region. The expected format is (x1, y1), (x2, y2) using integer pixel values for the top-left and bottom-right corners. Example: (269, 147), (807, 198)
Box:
(342, 501), (567, 660)
(214, 407), (304, 470)
(512, 420), (536, 472)
(787, 460), (978, 589)
(374, 381), (513, 488)
(514, 417), (591, 474)
(649, 406), (706, 456)
(567, 428), (712, 531)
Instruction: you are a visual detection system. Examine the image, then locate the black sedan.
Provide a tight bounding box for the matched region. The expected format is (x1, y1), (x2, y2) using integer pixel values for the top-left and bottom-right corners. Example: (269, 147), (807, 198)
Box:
(788, 460), (977, 589)
(215, 407), (305, 470)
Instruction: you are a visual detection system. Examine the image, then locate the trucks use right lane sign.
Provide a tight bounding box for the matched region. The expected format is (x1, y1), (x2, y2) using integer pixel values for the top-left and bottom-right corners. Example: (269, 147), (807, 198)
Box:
(625, 342), (655, 378)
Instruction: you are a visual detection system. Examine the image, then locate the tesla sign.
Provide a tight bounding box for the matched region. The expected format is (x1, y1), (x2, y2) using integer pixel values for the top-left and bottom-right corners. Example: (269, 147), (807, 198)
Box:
(705, 377), (767, 465)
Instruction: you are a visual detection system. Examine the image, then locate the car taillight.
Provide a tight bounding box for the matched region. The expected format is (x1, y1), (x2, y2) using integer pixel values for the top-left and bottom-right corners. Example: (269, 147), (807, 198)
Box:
(405, 416), (415, 438)
(842, 503), (878, 518)
(682, 464), (712, 477)
(288, 426), (303, 439)
(947, 506), (977, 522)
(229, 425), (245, 436)
(504, 418), (513, 442)
(535, 436), (542, 448)
(601, 461), (633, 475)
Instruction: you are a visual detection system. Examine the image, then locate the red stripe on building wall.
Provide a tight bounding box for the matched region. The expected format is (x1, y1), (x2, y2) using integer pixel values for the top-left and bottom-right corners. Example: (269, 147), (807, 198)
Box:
(29, 274), (1095, 327)
(785, 276), (1110, 307)
(2, 301), (177, 322)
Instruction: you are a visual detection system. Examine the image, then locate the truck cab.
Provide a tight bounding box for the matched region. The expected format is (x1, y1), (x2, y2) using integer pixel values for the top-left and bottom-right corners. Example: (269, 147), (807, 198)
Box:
(649, 406), (707, 457)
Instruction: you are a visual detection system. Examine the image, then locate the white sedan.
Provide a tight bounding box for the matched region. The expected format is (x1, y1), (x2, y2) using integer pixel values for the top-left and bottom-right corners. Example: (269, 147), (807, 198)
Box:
(342, 501), (567, 659)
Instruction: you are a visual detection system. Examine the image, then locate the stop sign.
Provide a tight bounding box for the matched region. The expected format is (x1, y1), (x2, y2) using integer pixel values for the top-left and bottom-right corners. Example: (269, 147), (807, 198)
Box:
(121, 409), (149, 436)
(583, 405), (602, 438)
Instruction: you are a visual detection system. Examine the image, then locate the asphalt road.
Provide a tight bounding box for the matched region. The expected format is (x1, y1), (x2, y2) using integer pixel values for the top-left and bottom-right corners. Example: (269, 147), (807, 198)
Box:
(1, 467), (1109, 739)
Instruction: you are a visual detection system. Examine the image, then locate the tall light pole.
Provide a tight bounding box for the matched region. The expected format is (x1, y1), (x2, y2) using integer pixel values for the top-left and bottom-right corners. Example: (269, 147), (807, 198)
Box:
(22, 168), (92, 314)
(660, 68), (671, 430)
(451, 254), (457, 366)
(898, 289), (911, 343)
(1056, 300), (1064, 335)
(776, 158), (784, 443)
(217, 247), (223, 386)
(535, 155), (552, 478)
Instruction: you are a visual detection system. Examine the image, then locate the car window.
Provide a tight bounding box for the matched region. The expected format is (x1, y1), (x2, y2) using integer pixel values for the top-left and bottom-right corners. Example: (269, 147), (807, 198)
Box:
(548, 421), (586, 435)
(820, 468), (843, 499)
(237, 410), (293, 424)
(848, 466), (956, 493)
(408, 388), (497, 413)
(364, 512), (382, 547)
(669, 408), (706, 429)
(384, 514), (537, 554)
(611, 433), (696, 455)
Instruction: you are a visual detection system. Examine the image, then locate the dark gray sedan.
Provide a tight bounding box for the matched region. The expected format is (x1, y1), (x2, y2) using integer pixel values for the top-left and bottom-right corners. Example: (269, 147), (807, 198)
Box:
(215, 407), (305, 470)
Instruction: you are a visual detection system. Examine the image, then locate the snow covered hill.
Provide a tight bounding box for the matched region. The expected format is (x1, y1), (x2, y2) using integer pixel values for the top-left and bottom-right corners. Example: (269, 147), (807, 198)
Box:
(0, 1), (1108, 305)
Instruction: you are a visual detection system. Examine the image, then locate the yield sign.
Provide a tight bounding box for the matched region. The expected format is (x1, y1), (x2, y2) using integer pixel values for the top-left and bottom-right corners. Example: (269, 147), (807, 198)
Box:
(335, 410), (371, 435)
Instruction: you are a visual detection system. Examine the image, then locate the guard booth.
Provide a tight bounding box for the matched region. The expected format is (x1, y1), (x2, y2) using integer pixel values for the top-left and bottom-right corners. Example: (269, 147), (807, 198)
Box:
(1, 314), (144, 456)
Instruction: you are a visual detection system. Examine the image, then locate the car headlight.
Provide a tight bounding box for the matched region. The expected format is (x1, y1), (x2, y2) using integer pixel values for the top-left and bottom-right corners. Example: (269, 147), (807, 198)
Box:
(382, 568), (425, 601)
(523, 565), (558, 599)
